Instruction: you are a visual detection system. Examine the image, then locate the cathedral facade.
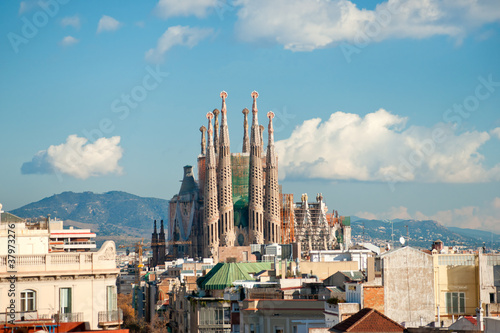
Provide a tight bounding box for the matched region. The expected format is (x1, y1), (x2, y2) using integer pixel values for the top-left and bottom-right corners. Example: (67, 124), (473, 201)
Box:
(164, 91), (350, 261)
(167, 91), (279, 260)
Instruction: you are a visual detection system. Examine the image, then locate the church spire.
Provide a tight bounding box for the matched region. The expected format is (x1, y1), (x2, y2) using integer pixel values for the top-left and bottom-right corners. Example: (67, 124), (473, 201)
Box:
(151, 219), (158, 267)
(213, 108), (220, 155)
(265, 111), (280, 244)
(200, 126), (206, 155)
(242, 108), (250, 153)
(248, 91), (264, 244)
(204, 112), (219, 260)
(218, 91), (235, 247)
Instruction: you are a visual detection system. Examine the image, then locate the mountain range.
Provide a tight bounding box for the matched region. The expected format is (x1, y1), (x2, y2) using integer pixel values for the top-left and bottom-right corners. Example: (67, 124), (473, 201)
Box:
(10, 191), (168, 247)
(350, 217), (500, 250)
(8, 191), (499, 250)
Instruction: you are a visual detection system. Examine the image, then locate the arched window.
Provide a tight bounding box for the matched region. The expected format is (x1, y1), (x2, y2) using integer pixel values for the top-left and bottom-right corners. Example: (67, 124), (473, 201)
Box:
(21, 289), (36, 312)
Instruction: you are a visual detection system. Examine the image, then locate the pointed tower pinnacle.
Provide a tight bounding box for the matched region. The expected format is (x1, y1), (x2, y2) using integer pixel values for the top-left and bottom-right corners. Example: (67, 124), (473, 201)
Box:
(151, 220), (159, 267)
(204, 112), (219, 260)
(158, 219), (166, 264)
(218, 91), (235, 247)
(259, 124), (265, 155)
(242, 108), (250, 153)
(213, 108), (220, 155)
(200, 126), (207, 155)
(248, 91), (264, 244)
(265, 111), (280, 244)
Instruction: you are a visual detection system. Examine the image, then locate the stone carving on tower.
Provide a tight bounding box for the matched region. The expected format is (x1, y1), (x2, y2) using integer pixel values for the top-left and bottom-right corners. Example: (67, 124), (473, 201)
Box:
(204, 112), (219, 260)
(248, 91), (264, 244)
(218, 91), (235, 247)
(264, 111), (281, 244)
(242, 108), (250, 153)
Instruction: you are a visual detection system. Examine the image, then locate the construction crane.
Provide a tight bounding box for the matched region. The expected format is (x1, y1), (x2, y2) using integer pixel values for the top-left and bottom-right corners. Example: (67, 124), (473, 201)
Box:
(118, 238), (149, 284)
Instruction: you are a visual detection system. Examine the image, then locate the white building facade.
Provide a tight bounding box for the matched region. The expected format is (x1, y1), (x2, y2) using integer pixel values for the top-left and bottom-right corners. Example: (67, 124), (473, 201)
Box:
(0, 211), (120, 330)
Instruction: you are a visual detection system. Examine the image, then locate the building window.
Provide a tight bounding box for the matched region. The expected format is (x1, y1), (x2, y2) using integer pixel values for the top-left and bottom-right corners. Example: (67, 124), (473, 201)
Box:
(20, 290), (36, 312)
(60, 288), (72, 314)
(446, 292), (465, 314)
(107, 286), (117, 312)
(232, 302), (240, 313)
(490, 293), (495, 303)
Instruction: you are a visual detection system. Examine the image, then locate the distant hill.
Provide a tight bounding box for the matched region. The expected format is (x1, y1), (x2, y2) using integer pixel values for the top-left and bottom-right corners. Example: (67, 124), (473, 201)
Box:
(10, 191), (169, 247)
(9, 192), (499, 251)
(350, 217), (500, 249)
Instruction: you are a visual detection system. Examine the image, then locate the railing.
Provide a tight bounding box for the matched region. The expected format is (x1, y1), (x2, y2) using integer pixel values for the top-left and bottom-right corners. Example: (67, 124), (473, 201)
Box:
(0, 246), (118, 274)
(52, 254), (81, 264)
(53, 312), (83, 322)
(98, 309), (123, 326)
(0, 310), (51, 323)
(17, 255), (46, 266)
(65, 241), (96, 245)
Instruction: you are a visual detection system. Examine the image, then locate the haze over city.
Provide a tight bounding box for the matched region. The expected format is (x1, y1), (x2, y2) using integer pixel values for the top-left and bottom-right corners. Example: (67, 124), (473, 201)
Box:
(1, 0), (500, 233)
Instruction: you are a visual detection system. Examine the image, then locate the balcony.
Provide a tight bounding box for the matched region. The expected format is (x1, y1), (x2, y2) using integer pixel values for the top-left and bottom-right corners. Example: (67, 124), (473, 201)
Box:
(53, 312), (84, 323)
(98, 309), (123, 328)
(0, 311), (51, 323)
(0, 241), (118, 276)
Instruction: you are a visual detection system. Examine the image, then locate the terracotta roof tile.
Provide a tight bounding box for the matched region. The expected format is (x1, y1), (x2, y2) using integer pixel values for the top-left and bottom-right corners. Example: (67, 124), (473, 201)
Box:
(329, 308), (405, 332)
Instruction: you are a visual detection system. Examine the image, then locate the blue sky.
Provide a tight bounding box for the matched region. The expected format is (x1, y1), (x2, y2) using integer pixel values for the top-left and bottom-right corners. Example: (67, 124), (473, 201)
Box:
(1, 0), (500, 232)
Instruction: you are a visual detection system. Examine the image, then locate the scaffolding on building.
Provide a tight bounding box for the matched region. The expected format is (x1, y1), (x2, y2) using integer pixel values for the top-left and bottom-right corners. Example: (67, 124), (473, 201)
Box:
(280, 193), (295, 244)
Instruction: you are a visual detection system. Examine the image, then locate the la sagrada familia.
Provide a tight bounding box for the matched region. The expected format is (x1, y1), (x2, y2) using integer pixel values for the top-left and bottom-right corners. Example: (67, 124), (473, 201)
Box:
(161, 91), (351, 261)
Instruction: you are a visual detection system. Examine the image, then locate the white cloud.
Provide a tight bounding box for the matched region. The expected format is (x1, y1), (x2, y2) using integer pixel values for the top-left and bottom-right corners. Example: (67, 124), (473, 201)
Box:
(60, 36), (79, 46)
(276, 109), (500, 183)
(61, 15), (81, 29)
(154, 0), (218, 18)
(356, 197), (500, 232)
(21, 135), (123, 179)
(145, 25), (213, 63)
(491, 127), (500, 140)
(234, 0), (500, 51)
(97, 15), (122, 33)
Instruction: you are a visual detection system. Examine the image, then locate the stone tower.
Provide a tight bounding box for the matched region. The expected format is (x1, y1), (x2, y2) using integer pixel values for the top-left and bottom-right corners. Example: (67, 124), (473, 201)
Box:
(259, 124), (265, 155)
(158, 220), (166, 264)
(242, 108), (250, 153)
(213, 108), (220, 155)
(151, 220), (158, 267)
(204, 112), (219, 259)
(265, 111), (281, 244)
(248, 91), (264, 244)
(200, 125), (206, 155)
(218, 91), (235, 246)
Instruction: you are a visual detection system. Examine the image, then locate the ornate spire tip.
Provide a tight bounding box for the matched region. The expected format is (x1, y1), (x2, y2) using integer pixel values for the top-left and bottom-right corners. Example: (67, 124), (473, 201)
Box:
(206, 112), (213, 120)
(220, 91), (228, 99)
(251, 91), (259, 99)
(267, 111), (275, 119)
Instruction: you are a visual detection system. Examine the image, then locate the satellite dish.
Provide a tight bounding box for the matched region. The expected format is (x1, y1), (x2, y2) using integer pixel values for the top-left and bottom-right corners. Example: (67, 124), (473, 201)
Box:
(399, 236), (405, 245)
